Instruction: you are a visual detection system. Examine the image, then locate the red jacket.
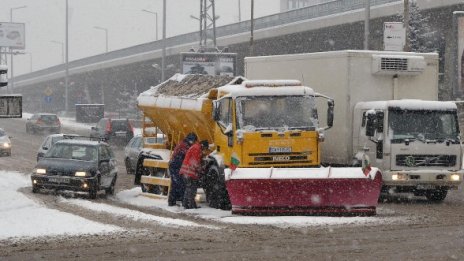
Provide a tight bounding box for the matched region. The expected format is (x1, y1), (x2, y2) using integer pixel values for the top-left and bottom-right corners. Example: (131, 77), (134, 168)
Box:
(179, 143), (203, 179)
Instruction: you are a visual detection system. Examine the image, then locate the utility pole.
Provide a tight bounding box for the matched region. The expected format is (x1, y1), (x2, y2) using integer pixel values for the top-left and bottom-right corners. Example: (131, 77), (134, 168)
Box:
(161, 0), (166, 81)
(403, 0), (410, 52)
(65, 0), (69, 113)
(193, 0), (218, 49)
(250, 0), (254, 56)
(364, 0), (370, 50)
(238, 0), (241, 22)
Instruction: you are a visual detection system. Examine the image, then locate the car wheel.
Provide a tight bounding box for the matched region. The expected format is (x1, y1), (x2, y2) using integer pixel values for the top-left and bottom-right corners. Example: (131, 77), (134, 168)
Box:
(204, 165), (231, 210)
(32, 185), (39, 193)
(105, 175), (117, 195)
(125, 158), (133, 175)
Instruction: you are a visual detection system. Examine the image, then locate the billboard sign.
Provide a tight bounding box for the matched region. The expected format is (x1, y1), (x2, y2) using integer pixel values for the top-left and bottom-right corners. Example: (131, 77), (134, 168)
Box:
(0, 22), (25, 49)
(384, 22), (405, 51)
(0, 95), (22, 118)
(181, 52), (237, 76)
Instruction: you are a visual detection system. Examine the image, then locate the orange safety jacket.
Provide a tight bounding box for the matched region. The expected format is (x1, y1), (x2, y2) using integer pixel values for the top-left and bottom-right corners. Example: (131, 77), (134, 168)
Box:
(179, 143), (202, 180)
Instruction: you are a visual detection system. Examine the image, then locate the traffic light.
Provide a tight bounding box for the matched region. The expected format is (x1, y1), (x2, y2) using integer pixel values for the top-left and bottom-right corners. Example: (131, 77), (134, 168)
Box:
(0, 64), (7, 87)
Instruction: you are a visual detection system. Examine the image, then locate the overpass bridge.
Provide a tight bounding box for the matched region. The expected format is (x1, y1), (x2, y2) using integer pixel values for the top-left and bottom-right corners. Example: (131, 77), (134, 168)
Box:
(8, 0), (464, 113)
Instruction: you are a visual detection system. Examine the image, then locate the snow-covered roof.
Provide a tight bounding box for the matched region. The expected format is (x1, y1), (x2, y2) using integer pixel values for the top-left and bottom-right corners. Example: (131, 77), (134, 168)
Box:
(55, 139), (104, 146)
(355, 100), (457, 111)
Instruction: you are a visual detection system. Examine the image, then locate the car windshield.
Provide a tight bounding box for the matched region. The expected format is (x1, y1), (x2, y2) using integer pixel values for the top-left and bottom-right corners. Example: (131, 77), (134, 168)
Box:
(236, 95), (318, 131)
(112, 120), (129, 131)
(389, 109), (460, 142)
(0, 129), (5, 136)
(45, 143), (98, 161)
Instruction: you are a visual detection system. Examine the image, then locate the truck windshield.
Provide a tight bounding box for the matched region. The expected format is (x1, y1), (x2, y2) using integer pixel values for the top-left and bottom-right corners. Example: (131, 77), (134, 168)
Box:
(236, 95), (318, 131)
(388, 109), (459, 142)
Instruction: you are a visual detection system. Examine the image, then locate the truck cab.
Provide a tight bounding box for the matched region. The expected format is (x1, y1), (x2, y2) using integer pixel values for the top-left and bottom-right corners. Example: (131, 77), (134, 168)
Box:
(211, 80), (334, 169)
(354, 100), (463, 201)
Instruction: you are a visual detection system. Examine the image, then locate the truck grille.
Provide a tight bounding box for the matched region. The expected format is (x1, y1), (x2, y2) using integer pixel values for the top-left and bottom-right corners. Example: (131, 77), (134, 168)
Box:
(248, 152), (311, 165)
(396, 155), (456, 167)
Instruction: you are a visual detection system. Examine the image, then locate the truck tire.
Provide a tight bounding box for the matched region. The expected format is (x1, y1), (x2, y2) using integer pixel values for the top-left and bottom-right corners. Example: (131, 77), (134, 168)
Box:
(425, 189), (447, 202)
(204, 165), (231, 210)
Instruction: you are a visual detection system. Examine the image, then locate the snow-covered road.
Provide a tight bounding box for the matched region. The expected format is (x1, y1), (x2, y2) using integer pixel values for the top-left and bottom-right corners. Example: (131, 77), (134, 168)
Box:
(0, 170), (407, 241)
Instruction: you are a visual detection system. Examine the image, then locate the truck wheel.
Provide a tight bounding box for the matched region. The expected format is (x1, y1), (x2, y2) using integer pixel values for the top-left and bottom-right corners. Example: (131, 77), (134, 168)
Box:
(32, 185), (39, 193)
(425, 189), (447, 202)
(204, 165), (231, 210)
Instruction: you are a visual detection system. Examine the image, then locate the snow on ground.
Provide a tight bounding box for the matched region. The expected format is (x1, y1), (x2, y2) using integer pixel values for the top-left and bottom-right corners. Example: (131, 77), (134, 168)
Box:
(115, 187), (405, 228)
(0, 171), (122, 240)
(60, 197), (218, 229)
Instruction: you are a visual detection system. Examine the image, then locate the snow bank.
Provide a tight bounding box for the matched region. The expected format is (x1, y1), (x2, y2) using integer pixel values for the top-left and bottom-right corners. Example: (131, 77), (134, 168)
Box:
(0, 171), (122, 240)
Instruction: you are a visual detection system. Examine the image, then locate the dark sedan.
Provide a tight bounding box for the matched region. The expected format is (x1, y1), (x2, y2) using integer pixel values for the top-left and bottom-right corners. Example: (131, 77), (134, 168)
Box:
(31, 139), (118, 199)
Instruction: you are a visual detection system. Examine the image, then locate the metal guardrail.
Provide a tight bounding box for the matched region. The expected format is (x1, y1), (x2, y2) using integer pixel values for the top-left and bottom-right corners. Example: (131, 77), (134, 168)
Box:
(15, 0), (400, 83)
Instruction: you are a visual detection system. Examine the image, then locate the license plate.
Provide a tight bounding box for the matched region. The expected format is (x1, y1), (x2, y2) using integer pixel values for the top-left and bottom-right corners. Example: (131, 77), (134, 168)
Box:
(269, 147), (292, 153)
(115, 132), (126, 137)
(416, 184), (435, 190)
(48, 177), (70, 183)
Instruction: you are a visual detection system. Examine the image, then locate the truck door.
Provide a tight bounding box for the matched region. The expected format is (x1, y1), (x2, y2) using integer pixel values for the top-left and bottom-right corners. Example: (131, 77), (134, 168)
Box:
(214, 97), (234, 165)
(359, 110), (384, 166)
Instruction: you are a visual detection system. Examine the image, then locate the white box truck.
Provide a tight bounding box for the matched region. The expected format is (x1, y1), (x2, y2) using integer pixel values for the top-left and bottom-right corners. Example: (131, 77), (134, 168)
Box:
(245, 50), (463, 201)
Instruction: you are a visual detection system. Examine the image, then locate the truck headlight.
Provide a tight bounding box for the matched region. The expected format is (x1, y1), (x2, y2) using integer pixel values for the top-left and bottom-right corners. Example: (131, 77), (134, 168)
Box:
(75, 171), (87, 177)
(3, 142), (10, 148)
(35, 168), (46, 174)
(392, 173), (407, 181)
(451, 174), (460, 181)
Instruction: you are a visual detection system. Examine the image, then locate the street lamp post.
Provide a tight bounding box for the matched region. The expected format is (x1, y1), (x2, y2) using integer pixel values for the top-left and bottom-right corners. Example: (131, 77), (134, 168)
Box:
(65, 0), (69, 114)
(50, 41), (64, 64)
(26, 52), (32, 72)
(141, 9), (158, 41)
(162, 0), (166, 82)
(93, 26), (109, 53)
(9, 5), (27, 92)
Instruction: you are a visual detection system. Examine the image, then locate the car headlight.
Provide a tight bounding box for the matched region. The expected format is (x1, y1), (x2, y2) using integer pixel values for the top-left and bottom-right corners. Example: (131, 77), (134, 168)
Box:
(3, 142), (10, 148)
(35, 168), (46, 174)
(75, 171), (87, 177)
(451, 174), (460, 181)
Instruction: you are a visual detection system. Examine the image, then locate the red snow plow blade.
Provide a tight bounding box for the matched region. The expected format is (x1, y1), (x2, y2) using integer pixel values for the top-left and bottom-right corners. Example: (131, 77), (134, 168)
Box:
(225, 167), (382, 216)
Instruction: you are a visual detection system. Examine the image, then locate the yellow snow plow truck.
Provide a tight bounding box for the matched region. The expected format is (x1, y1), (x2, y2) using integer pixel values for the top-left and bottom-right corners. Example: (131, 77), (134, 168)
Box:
(134, 74), (382, 215)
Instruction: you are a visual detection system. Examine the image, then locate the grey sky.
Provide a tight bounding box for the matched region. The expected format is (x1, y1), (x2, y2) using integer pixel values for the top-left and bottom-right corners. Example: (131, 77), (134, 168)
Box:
(1, 0), (280, 76)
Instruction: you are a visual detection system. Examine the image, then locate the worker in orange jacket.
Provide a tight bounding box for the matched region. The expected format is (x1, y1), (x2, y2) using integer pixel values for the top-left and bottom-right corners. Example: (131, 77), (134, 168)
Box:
(180, 140), (209, 209)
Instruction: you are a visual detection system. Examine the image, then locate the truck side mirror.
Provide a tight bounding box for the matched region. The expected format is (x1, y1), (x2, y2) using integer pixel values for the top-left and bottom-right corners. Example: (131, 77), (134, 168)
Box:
(366, 112), (376, 137)
(376, 111), (384, 133)
(327, 99), (334, 128)
(212, 101), (220, 121)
